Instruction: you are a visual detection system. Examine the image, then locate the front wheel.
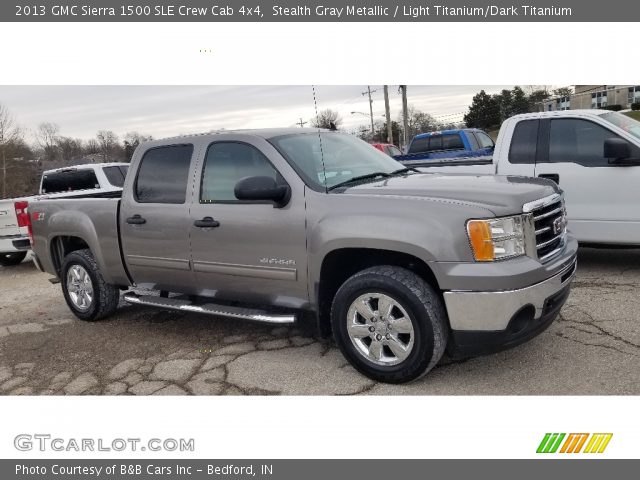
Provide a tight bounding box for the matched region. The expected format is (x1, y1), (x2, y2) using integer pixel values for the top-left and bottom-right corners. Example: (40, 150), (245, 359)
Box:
(61, 249), (120, 321)
(0, 251), (27, 267)
(331, 266), (448, 384)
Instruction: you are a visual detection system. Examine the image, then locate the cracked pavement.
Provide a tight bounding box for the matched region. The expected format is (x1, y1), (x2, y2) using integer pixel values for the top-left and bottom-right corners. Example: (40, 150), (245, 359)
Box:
(1, 247), (638, 395)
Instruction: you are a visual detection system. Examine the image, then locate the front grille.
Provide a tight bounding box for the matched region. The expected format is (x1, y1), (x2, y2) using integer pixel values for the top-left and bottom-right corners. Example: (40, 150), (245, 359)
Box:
(531, 197), (566, 262)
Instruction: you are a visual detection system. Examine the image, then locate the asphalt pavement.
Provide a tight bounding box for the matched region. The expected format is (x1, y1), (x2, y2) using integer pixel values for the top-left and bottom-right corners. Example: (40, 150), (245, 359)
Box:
(1, 247), (638, 395)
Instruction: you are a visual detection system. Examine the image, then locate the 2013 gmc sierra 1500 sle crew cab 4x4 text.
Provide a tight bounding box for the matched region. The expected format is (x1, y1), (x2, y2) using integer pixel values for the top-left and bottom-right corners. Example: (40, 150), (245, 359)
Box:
(28, 129), (577, 383)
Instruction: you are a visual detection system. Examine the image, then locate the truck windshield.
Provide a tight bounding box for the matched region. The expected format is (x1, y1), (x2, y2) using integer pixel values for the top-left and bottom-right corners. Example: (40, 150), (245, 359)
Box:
(270, 132), (405, 190)
(601, 112), (640, 141)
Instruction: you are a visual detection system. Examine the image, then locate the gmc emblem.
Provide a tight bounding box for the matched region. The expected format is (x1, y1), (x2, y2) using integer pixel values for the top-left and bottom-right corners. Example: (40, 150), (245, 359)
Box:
(553, 216), (566, 235)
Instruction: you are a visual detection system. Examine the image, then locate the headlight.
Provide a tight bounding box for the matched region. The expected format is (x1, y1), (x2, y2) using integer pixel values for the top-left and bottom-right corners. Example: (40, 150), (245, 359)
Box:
(467, 215), (526, 262)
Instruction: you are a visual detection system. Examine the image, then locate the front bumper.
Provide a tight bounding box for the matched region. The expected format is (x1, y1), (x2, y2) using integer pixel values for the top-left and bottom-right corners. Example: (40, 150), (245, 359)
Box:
(444, 252), (577, 358)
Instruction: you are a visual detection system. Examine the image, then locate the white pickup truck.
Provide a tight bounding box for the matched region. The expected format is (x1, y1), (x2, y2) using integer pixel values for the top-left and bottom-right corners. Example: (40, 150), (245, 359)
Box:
(0, 163), (128, 266)
(400, 110), (640, 245)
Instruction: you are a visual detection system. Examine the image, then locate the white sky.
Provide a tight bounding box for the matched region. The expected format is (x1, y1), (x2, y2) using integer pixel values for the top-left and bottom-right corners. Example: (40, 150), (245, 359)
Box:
(0, 85), (525, 142)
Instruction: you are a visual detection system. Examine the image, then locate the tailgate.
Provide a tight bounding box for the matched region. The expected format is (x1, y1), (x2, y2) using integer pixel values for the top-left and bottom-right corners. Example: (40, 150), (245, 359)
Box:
(0, 200), (20, 237)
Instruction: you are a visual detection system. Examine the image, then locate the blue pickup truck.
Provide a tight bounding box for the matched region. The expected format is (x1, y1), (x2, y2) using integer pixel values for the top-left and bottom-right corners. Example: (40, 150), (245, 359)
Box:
(394, 128), (495, 165)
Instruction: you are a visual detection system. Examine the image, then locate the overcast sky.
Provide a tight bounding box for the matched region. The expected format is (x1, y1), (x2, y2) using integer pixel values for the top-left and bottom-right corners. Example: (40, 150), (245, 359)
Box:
(0, 85), (524, 142)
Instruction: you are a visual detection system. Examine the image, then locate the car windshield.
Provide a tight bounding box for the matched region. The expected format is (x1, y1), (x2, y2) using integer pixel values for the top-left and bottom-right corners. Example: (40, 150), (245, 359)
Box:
(270, 132), (405, 190)
(601, 112), (640, 141)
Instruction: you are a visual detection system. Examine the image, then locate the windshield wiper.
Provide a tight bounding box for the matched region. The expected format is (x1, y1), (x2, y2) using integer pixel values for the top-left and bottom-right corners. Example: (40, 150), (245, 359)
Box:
(327, 171), (391, 191)
(390, 167), (418, 175)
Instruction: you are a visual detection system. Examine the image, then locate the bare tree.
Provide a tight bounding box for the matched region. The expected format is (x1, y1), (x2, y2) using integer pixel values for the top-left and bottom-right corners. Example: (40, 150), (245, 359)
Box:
(36, 122), (60, 162)
(310, 109), (343, 130)
(0, 103), (20, 145)
(1, 103), (23, 198)
(84, 138), (100, 155)
(123, 131), (153, 161)
(401, 105), (439, 139)
(96, 130), (119, 162)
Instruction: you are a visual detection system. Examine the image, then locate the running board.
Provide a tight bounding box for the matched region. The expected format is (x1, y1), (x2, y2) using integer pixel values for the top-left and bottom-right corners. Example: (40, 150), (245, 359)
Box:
(122, 292), (296, 324)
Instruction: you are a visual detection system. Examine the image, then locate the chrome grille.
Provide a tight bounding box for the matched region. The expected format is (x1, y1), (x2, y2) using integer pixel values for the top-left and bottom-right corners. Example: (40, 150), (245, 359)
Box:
(524, 194), (567, 263)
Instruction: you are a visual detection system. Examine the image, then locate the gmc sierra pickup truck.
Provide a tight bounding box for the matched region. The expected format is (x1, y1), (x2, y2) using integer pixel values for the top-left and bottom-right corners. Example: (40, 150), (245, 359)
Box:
(29, 129), (577, 383)
(0, 163), (128, 266)
(410, 110), (640, 245)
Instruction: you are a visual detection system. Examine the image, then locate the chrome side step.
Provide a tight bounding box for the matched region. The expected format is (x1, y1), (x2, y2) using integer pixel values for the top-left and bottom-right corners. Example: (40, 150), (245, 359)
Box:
(123, 292), (296, 324)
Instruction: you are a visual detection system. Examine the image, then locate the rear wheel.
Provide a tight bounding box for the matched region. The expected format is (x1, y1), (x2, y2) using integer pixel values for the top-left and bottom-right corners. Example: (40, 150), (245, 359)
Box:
(331, 266), (448, 383)
(0, 251), (27, 267)
(61, 249), (120, 321)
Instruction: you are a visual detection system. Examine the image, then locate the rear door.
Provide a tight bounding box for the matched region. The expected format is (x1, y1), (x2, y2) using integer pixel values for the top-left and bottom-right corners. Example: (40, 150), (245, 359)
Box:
(494, 118), (539, 177)
(120, 143), (199, 292)
(534, 117), (640, 243)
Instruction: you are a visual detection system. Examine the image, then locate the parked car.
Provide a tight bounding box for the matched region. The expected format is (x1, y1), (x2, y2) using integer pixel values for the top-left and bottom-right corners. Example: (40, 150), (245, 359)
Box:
(410, 110), (640, 245)
(0, 163), (129, 267)
(371, 143), (403, 157)
(29, 129), (576, 383)
(394, 128), (495, 163)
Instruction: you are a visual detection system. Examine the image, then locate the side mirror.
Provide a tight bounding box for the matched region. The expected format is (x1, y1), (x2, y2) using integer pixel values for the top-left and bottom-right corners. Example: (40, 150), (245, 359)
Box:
(604, 138), (631, 162)
(234, 176), (290, 207)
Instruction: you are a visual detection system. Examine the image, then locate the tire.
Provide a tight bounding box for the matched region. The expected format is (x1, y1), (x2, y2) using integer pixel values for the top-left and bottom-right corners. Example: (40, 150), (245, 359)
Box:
(331, 266), (448, 384)
(61, 249), (120, 321)
(0, 251), (27, 267)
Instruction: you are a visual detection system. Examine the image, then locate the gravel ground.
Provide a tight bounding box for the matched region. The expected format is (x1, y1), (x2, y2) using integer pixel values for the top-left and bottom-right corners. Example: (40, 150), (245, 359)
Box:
(1, 247), (638, 395)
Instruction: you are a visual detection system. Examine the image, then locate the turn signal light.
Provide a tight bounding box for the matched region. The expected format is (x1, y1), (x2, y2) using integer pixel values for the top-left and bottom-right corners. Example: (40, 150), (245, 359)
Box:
(467, 220), (494, 261)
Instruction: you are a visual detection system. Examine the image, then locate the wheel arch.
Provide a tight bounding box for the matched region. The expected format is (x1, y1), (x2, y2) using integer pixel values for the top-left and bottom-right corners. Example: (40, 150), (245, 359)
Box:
(315, 247), (442, 337)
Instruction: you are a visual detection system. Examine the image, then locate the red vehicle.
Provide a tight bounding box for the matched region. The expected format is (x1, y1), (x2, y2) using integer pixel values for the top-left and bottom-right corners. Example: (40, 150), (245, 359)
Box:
(371, 143), (403, 157)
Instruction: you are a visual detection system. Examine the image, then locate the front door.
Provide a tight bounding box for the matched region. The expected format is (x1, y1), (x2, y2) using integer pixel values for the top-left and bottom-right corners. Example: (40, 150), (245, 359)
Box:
(120, 143), (198, 292)
(189, 139), (308, 308)
(535, 117), (640, 243)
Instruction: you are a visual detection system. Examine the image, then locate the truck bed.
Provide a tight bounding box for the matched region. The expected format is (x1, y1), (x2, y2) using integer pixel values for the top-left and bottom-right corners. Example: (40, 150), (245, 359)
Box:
(30, 197), (130, 286)
(402, 155), (497, 175)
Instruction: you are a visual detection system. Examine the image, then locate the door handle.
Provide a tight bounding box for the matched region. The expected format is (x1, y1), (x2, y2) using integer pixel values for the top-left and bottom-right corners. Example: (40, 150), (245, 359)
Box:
(538, 173), (560, 185)
(126, 214), (146, 225)
(194, 217), (220, 228)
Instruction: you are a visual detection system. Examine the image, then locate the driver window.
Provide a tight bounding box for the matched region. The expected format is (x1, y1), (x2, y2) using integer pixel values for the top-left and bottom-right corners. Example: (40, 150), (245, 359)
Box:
(201, 142), (278, 203)
(548, 119), (638, 167)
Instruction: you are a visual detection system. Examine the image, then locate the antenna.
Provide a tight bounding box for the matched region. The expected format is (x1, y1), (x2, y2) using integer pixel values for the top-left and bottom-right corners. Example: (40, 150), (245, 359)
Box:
(312, 85), (328, 193)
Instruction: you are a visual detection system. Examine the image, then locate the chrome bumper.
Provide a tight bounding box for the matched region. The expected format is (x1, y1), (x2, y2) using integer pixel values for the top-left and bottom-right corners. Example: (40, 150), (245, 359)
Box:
(444, 258), (577, 331)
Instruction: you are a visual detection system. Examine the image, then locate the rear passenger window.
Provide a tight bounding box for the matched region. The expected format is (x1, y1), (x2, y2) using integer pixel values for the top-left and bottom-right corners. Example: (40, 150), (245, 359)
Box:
(200, 142), (278, 203)
(508, 120), (539, 164)
(408, 137), (428, 154)
(442, 135), (464, 150)
(467, 132), (480, 150)
(135, 144), (193, 203)
(428, 136), (443, 151)
(475, 131), (495, 149)
(41, 169), (99, 194)
(103, 166), (128, 187)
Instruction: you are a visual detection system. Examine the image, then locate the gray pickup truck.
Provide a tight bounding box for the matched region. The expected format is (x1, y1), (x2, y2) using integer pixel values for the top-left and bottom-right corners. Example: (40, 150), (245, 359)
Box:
(29, 129), (577, 383)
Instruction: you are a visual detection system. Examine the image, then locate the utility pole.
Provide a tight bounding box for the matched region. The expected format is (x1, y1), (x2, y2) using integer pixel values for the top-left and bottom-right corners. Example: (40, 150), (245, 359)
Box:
(296, 118), (307, 128)
(1, 149), (6, 199)
(383, 85), (393, 144)
(362, 86), (378, 138)
(399, 85), (409, 149)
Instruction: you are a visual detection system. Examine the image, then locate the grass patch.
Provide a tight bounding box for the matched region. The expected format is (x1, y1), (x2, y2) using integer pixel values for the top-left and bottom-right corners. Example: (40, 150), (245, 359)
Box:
(623, 111), (640, 121)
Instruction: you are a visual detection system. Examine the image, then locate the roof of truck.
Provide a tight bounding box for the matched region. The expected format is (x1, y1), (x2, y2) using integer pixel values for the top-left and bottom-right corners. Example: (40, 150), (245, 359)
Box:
(510, 110), (609, 121)
(154, 128), (332, 144)
(42, 162), (129, 175)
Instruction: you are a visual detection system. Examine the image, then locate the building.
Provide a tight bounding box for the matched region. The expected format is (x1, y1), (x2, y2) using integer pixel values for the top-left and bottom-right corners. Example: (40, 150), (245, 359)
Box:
(540, 85), (640, 112)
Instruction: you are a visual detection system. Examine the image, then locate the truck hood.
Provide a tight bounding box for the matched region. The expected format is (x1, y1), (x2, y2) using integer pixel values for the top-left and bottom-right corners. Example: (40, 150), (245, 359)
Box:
(340, 173), (559, 214)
